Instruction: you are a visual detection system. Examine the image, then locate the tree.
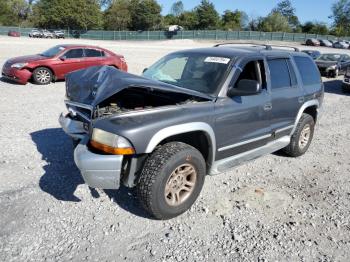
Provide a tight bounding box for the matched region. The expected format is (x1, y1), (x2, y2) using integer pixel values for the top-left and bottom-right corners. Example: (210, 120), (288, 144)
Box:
(0, 0), (29, 26)
(170, 1), (184, 17)
(195, 0), (219, 29)
(129, 0), (162, 30)
(302, 21), (329, 35)
(32, 0), (102, 30)
(104, 0), (131, 30)
(178, 11), (198, 29)
(331, 0), (350, 36)
(221, 9), (247, 30)
(260, 12), (291, 32)
(272, 0), (300, 31)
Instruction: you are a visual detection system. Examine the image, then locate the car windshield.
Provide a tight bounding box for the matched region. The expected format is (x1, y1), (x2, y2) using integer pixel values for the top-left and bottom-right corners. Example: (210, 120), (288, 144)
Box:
(317, 54), (342, 62)
(40, 45), (65, 57)
(142, 53), (232, 95)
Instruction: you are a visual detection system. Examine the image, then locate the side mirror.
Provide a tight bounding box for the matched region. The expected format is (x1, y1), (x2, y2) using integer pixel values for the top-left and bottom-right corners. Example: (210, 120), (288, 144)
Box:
(142, 68), (148, 73)
(60, 56), (66, 61)
(227, 79), (261, 97)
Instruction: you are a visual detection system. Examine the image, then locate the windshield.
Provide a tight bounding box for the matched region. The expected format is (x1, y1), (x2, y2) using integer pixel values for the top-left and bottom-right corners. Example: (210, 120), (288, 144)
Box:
(143, 53), (231, 95)
(317, 54), (342, 62)
(40, 45), (65, 57)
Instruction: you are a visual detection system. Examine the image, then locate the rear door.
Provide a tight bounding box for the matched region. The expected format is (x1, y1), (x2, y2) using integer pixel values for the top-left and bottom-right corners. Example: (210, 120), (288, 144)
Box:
(214, 58), (272, 160)
(266, 56), (303, 139)
(53, 48), (85, 78)
(84, 48), (107, 67)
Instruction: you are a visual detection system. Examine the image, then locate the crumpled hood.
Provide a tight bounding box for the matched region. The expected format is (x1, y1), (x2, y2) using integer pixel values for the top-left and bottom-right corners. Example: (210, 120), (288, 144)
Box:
(7, 55), (46, 64)
(65, 65), (214, 106)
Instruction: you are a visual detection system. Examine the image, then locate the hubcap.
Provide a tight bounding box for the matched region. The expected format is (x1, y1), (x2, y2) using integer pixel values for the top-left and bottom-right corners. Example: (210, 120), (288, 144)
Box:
(299, 124), (311, 149)
(36, 69), (50, 84)
(164, 163), (197, 207)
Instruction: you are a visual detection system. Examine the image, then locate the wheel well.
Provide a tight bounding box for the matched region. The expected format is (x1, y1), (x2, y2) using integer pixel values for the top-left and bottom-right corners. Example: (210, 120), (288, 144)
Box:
(31, 66), (55, 77)
(303, 106), (318, 122)
(159, 131), (212, 167)
(109, 65), (119, 69)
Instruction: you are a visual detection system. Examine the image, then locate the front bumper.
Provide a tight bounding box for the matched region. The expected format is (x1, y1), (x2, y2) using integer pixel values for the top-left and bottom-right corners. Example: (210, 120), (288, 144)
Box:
(59, 113), (87, 140)
(74, 139), (123, 189)
(1, 66), (32, 84)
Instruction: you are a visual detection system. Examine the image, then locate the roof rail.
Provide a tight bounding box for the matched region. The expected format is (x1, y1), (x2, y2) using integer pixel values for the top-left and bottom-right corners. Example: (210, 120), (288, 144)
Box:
(213, 42), (272, 50)
(214, 42), (300, 52)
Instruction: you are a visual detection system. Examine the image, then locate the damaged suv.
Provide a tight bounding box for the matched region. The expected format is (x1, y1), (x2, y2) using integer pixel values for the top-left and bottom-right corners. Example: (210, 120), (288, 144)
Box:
(59, 44), (324, 219)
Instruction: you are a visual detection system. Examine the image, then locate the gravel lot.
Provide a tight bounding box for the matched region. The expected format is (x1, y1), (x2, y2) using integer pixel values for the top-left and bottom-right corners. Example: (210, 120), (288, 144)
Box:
(0, 36), (350, 261)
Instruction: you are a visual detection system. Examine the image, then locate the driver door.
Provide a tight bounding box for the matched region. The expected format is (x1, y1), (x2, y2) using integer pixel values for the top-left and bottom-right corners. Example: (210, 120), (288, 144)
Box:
(53, 48), (85, 79)
(214, 58), (272, 161)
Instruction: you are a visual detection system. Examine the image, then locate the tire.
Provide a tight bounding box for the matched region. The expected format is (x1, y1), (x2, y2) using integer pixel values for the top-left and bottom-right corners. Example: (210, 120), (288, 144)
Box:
(137, 142), (206, 220)
(283, 113), (315, 157)
(32, 67), (53, 85)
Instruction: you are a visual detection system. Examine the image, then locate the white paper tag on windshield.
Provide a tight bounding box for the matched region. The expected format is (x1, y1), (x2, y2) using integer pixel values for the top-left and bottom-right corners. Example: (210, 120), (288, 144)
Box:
(204, 57), (230, 64)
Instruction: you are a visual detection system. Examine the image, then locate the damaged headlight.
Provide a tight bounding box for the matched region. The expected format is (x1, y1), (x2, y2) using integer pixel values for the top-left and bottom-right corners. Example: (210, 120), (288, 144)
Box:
(11, 62), (28, 69)
(90, 128), (135, 155)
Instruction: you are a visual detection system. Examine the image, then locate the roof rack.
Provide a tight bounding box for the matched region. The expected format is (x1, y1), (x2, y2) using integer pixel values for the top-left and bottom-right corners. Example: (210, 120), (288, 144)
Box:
(213, 42), (300, 52)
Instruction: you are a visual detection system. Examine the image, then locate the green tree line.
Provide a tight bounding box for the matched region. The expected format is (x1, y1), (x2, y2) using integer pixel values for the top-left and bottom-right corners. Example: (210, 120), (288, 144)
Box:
(0, 0), (348, 36)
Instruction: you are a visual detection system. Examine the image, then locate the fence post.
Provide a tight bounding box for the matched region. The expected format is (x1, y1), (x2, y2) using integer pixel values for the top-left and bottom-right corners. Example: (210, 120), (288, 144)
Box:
(304, 33), (307, 42)
(238, 31), (240, 40)
(282, 32), (285, 41)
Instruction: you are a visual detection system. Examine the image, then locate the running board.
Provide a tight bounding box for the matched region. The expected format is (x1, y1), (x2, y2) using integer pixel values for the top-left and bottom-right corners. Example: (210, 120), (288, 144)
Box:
(209, 136), (291, 175)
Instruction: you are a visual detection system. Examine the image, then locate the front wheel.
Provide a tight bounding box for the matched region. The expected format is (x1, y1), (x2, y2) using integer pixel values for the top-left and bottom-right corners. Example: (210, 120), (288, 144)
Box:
(32, 67), (53, 85)
(283, 113), (315, 157)
(137, 142), (206, 220)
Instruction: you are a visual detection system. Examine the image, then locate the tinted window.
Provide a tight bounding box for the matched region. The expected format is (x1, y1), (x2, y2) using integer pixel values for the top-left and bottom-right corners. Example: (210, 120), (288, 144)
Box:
(85, 49), (103, 57)
(267, 59), (292, 89)
(64, 49), (84, 59)
(294, 56), (321, 86)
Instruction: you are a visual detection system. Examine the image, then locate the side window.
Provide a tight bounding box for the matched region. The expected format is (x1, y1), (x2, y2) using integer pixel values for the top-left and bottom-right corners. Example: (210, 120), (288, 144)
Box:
(85, 49), (103, 57)
(342, 55), (350, 61)
(267, 58), (292, 89)
(294, 56), (321, 86)
(64, 49), (84, 59)
(235, 60), (266, 89)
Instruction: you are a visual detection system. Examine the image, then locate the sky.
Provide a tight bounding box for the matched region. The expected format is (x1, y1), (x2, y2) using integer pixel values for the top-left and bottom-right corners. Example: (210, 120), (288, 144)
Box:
(157, 0), (336, 25)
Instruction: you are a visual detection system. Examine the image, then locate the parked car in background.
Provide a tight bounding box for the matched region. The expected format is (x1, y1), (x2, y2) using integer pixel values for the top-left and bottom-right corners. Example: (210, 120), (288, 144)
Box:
(41, 30), (54, 38)
(302, 50), (321, 60)
(53, 30), (65, 39)
(2, 44), (128, 85)
(342, 67), (350, 92)
(8, 30), (20, 37)
(318, 39), (332, 47)
(315, 53), (350, 77)
(29, 29), (42, 38)
(333, 41), (349, 49)
(305, 38), (320, 46)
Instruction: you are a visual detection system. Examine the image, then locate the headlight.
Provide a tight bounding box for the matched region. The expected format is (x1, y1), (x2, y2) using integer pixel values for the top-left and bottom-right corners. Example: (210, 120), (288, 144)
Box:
(11, 62), (28, 69)
(327, 65), (337, 70)
(90, 128), (135, 155)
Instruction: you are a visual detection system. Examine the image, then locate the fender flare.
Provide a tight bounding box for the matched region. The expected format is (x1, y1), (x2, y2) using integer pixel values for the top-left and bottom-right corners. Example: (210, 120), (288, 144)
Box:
(145, 122), (216, 166)
(290, 99), (319, 135)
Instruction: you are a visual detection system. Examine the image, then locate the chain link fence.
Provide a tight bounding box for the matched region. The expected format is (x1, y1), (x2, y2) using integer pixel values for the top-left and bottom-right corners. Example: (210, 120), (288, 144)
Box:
(1, 26), (348, 42)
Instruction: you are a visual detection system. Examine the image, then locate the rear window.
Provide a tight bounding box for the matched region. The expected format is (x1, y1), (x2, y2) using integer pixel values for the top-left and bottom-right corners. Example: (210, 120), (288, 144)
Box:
(294, 56), (321, 85)
(85, 49), (104, 57)
(267, 58), (292, 89)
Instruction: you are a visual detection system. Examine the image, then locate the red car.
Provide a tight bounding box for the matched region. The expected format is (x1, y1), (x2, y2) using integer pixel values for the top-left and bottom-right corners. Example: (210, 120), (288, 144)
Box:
(2, 45), (128, 85)
(8, 30), (20, 37)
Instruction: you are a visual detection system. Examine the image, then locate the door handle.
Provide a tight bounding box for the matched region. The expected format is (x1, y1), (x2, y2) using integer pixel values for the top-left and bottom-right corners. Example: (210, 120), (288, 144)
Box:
(264, 103), (272, 111)
(298, 97), (305, 103)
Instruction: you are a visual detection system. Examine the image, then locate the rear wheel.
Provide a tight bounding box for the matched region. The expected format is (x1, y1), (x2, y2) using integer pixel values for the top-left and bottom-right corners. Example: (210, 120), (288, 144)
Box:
(137, 142), (206, 220)
(283, 113), (315, 157)
(33, 67), (53, 85)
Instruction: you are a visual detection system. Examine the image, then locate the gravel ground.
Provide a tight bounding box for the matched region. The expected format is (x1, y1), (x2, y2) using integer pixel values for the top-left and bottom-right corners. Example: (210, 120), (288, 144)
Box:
(0, 36), (350, 261)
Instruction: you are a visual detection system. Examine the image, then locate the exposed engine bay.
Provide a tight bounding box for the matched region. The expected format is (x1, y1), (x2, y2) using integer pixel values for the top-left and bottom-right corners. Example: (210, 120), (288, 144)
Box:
(93, 86), (209, 118)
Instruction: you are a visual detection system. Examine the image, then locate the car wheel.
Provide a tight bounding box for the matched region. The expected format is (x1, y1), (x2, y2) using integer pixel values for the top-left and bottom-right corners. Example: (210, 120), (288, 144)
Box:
(137, 142), (206, 220)
(33, 67), (53, 85)
(283, 113), (315, 157)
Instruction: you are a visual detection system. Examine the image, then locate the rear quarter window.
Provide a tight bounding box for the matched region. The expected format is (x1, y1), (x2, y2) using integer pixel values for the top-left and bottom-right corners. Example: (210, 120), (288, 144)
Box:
(293, 56), (321, 85)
